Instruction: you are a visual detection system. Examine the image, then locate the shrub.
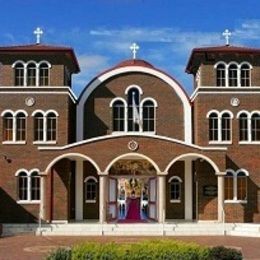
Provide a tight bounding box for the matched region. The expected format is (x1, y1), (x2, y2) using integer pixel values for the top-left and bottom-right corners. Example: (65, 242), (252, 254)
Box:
(209, 246), (243, 260)
(46, 247), (71, 260)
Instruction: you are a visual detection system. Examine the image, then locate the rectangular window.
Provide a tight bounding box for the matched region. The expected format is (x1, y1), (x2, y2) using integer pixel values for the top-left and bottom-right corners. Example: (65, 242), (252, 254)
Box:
(16, 117), (26, 141)
(31, 176), (40, 200)
(15, 68), (24, 86)
(34, 117), (44, 141)
(209, 117), (218, 141)
(113, 105), (125, 131)
(47, 117), (56, 141)
(85, 181), (97, 201)
(251, 117), (260, 141)
(3, 117), (13, 141)
(224, 176), (234, 200)
(39, 68), (49, 86)
(18, 176), (28, 200)
(239, 117), (248, 141)
(216, 68), (225, 86)
(143, 106), (155, 132)
(128, 106), (140, 132)
(221, 117), (231, 141)
(237, 177), (247, 201)
(170, 182), (181, 201)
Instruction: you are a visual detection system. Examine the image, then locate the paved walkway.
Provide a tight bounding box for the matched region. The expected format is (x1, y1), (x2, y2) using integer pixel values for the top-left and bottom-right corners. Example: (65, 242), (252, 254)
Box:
(0, 235), (259, 259)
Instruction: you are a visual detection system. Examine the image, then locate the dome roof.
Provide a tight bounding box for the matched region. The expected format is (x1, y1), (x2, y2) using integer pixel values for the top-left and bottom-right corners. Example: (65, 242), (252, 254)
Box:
(115, 59), (154, 69)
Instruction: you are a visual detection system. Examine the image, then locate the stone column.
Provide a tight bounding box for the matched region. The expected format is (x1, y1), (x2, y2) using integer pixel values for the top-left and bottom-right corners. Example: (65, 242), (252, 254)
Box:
(39, 172), (47, 221)
(99, 173), (108, 223)
(75, 160), (84, 221)
(217, 172), (225, 222)
(184, 159), (193, 220)
(158, 173), (166, 223)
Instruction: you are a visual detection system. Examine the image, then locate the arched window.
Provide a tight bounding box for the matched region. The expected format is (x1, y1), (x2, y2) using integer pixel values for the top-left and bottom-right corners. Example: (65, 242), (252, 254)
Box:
(112, 100), (125, 132)
(240, 64), (251, 87)
(39, 62), (50, 86)
(225, 171), (234, 201)
(251, 113), (260, 141)
(3, 112), (13, 141)
(46, 112), (57, 141)
(31, 171), (40, 201)
(14, 62), (24, 86)
(237, 171), (247, 201)
(208, 112), (218, 141)
(16, 112), (26, 141)
(169, 176), (182, 202)
(34, 112), (44, 141)
(221, 112), (232, 141)
(84, 177), (97, 202)
(216, 64), (226, 86)
(228, 64), (238, 86)
(142, 100), (155, 132)
(27, 63), (37, 86)
(17, 171), (28, 201)
(127, 88), (141, 132)
(239, 113), (249, 141)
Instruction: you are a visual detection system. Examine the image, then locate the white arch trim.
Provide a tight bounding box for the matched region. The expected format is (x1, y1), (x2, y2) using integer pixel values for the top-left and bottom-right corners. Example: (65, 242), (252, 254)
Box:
(109, 97), (127, 107)
(38, 60), (52, 68)
(220, 110), (234, 119)
(240, 62), (253, 69)
(1, 109), (14, 117)
(168, 176), (183, 183)
(84, 176), (98, 183)
(124, 84), (144, 95)
(214, 61), (227, 69)
(140, 97), (158, 107)
(46, 110), (59, 117)
(164, 153), (220, 173)
(12, 60), (26, 68)
(14, 110), (28, 117)
(227, 168), (249, 176)
(15, 168), (40, 176)
(206, 110), (219, 118)
(77, 66), (192, 144)
(44, 152), (101, 173)
(104, 152), (161, 174)
(237, 110), (251, 118)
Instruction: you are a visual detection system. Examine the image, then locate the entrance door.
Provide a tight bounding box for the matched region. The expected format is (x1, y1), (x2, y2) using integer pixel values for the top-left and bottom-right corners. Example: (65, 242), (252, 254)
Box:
(148, 177), (157, 220)
(108, 177), (117, 221)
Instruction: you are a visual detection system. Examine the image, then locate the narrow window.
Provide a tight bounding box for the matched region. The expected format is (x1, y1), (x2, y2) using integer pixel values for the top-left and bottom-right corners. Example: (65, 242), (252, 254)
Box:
(16, 112), (26, 141)
(112, 101), (125, 132)
(169, 177), (181, 201)
(27, 63), (37, 86)
(209, 112), (218, 141)
(85, 178), (97, 202)
(18, 172), (28, 200)
(225, 171), (234, 200)
(46, 112), (57, 141)
(39, 63), (49, 86)
(240, 64), (250, 87)
(14, 63), (24, 86)
(239, 113), (248, 141)
(34, 112), (44, 141)
(228, 64), (238, 86)
(221, 113), (231, 141)
(251, 113), (260, 141)
(216, 64), (226, 86)
(127, 88), (140, 132)
(3, 112), (13, 141)
(237, 171), (247, 201)
(31, 171), (40, 201)
(143, 100), (155, 132)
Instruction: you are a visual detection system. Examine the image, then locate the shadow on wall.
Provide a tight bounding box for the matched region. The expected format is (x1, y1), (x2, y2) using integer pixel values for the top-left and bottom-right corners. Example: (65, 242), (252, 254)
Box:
(0, 187), (38, 223)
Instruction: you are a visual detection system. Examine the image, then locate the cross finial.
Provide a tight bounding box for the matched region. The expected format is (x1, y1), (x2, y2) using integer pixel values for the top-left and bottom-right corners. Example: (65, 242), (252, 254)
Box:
(34, 27), (43, 44)
(130, 43), (139, 59)
(222, 29), (232, 46)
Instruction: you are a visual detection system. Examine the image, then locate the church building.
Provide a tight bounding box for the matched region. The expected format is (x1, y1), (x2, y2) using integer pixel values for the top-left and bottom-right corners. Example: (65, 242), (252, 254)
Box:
(0, 29), (259, 228)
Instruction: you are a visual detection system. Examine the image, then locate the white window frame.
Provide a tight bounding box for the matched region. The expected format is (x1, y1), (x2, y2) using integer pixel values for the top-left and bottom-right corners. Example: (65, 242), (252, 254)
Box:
(110, 98), (127, 133)
(168, 176), (182, 203)
(84, 176), (98, 203)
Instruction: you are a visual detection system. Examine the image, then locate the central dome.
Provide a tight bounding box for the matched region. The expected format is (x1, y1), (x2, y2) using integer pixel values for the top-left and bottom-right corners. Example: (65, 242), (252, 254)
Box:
(115, 59), (154, 69)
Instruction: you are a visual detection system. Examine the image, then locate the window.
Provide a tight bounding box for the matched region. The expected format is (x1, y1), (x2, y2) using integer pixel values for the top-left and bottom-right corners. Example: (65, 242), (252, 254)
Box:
(216, 64), (226, 86)
(31, 171), (40, 201)
(14, 62), (24, 86)
(169, 176), (182, 202)
(34, 112), (44, 141)
(221, 113), (231, 141)
(3, 112), (13, 141)
(239, 113), (249, 141)
(112, 100), (125, 132)
(18, 172), (28, 201)
(240, 64), (250, 87)
(228, 64), (238, 86)
(209, 112), (219, 141)
(16, 112), (26, 141)
(39, 63), (50, 86)
(84, 177), (97, 202)
(46, 112), (57, 141)
(27, 63), (37, 86)
(251, 113), (260, 141)
(142, 100), (155, 132)
(225, 169), (248, 202)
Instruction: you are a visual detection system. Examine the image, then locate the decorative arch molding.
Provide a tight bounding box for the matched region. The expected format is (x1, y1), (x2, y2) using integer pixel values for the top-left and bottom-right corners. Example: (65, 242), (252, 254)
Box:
(109, 97), (127, 108)
(164, 153), (220, 174)
(77, 66), (192, 144)
(168, 176), (183, 183)
(140, 97), (158, 107)
(44, 152), (101, 174)
(84, 176), (98, 183)
(125, 84), (143, 95)
(15, 168), (40, 176)
(226, 168), (249, 176)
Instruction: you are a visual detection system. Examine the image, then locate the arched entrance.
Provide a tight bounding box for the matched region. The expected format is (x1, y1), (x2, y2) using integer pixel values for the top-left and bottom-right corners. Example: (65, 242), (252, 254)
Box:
(106, 153), (159, 223)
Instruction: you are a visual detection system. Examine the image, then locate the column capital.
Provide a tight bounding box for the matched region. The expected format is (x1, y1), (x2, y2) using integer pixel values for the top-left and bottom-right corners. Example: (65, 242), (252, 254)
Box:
(157, 171), (167, 176)
(98, 171), (109, 176)
(216, 172), (226, 176)
(39, 171), (47, 177)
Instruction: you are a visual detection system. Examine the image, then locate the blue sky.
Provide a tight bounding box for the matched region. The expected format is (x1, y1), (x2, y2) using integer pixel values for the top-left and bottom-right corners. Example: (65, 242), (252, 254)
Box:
(1, 0), (260, 96)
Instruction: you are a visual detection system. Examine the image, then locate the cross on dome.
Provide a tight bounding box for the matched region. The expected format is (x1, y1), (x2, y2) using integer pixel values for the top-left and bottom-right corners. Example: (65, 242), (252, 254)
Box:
(222, 29), (232, 46)
(130, 43), (139, 59)
(34, 27), (43, 44)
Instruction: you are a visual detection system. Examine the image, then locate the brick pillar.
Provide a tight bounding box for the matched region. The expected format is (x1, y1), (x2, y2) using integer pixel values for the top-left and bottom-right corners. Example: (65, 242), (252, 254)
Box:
(39, 172), (47, 221)
(217, 172), (225, 222)
(158, 173), (166, 223)
(99, 173), (108, 223)
(185, 159), (193, 220)
(75, 160), (83, 221)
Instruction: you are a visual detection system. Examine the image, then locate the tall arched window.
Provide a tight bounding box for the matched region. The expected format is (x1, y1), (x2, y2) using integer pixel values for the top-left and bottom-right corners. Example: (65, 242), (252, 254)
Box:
(31, 171), (40, 201)
(17, 171), (28, 201)
(112, 100), (125, 132)
(240, 64), (251, 87)
(239, 113), (249, 141)
(208, 112), (218, 141)
(14, 62), (24, 86)
(228, 64), (238, 86)
(142, 100), (155, 132)
(39, 62), (50, 86)
(251, 113), (260, 141)
(225, 171), (234, 201)
(84, 177), (97, 202)
(34, 112), (44, 141)
(46, 112), (57, 141)
(3, 112), (13, 141)
(27, 63), (37, 86)
(221, 112), (232, 141)
(169, 176), (182, 202)
(216, 64), (226, 86)
(16, 112), (26, 141)
(127, 88), (140, 132)
(237, 171), (247, 201)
